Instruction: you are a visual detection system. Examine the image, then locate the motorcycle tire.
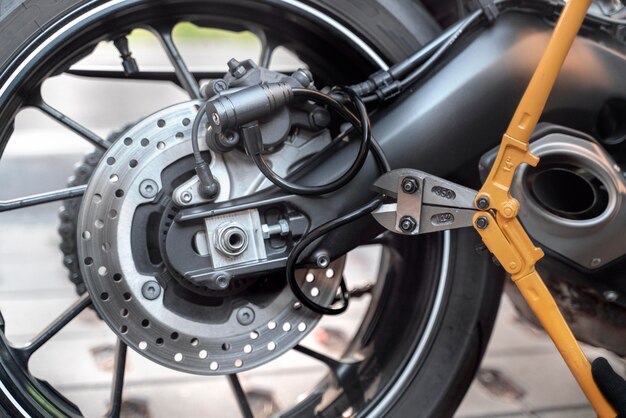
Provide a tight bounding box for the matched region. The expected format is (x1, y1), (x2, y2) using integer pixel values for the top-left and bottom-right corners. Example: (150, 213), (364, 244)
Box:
(0, 1), (503, 417)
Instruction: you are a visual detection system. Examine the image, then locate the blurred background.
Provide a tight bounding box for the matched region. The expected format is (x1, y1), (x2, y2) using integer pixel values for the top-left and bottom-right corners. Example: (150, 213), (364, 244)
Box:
(0, 25), (622, 418)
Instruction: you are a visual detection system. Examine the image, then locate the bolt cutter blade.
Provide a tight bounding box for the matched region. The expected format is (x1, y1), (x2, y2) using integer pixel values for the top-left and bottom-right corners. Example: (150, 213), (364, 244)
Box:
(371, 203), (400, 232)
(371, 168), (479, 235)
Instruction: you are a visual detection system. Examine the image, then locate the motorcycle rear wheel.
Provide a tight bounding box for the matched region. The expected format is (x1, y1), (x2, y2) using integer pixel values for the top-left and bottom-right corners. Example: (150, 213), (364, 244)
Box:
(0, 1), (503, 417)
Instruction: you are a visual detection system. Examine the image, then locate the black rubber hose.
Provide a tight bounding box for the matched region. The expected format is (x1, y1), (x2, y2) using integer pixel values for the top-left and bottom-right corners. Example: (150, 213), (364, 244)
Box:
(399, 9), (483, 90)
(244, 87), (379, 195)
(286, 196), (384, 315)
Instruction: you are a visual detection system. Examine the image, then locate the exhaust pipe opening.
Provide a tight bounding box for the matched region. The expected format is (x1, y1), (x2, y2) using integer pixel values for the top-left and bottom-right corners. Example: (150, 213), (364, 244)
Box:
(526, 163), (609, 221)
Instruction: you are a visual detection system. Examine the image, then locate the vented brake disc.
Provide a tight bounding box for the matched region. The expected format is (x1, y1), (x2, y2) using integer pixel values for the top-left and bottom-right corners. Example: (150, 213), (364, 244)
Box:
(77, 101), (343, 374)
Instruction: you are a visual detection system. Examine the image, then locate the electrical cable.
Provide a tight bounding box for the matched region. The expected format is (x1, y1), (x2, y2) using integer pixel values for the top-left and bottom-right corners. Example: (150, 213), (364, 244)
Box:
(285, 196), (385, 315)
(243, 87), (380, 195)
(398, 9), (483, 90)
(388, 11), (480, 80)
(191, 100), (220, 198)
(280, 87), (390, 315)
(354, 0), (625, 103)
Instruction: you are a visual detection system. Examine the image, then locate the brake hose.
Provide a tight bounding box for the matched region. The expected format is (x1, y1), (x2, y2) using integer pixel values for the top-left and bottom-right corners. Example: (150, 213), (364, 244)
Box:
(242, 87), (377, 196)
(279, 88), (390, 315)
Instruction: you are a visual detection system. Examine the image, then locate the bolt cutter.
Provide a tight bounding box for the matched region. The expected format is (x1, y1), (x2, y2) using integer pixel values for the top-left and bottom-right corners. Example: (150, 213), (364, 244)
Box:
(371, 168), (478, 236)
(370, 0), (617, 416)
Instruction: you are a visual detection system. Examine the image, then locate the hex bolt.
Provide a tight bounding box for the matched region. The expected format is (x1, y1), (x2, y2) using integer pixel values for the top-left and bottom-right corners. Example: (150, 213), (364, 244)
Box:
(181, 191), (193, 203)
(399, 216), (417, 232)
(141, 280), (161, 300)
(315, 252), (330, 268)
(139, 179), (158, 198)
(227, 58), (247, 79)
(261, 219), (290, 239)
(236, 306), (255, 325)
(401, 177), (419, 194)
(475, 216), (489, 229)
(476, 196), (490, 210)
(215, 275), (230, 289)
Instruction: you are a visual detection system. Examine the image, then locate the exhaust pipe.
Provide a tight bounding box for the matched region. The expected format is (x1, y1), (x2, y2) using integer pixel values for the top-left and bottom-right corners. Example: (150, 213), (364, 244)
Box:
(526, 164), (608, 221)
(508, 127), (626, 269)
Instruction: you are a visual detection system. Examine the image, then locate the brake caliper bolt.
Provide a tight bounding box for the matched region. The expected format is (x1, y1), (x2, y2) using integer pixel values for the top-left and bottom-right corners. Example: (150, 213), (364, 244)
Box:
(141, 280), (161, 300)
(315, 252), (330, 268)
(211, 112), (220, 126)
(181, 191), (193, 203)
(401, 177), (419, 194)
(399, 216), (417, 232)
(476, 196), (490, 210)
(475, 216), (489, 229)
(604, 290), (618, 302)
(227, 58), (247, 79)
(236, 306), (255, 325)
(591, 257), (602, 267)
(139, 179), (158, 198)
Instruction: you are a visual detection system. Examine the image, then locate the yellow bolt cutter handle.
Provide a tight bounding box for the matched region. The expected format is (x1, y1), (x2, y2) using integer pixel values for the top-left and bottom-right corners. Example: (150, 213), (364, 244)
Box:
(475, 0), (616, 416)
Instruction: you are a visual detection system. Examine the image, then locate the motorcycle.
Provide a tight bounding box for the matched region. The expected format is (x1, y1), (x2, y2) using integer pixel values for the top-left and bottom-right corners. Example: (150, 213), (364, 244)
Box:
(0, 0), (624, 416)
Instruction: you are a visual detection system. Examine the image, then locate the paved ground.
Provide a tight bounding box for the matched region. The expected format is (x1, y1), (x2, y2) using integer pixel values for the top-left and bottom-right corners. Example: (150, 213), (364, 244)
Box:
(0, 31), (623, 418)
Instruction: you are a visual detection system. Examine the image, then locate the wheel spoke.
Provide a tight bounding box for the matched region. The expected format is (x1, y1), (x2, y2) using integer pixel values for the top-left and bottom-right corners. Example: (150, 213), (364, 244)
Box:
(15, 293), (91, 362)
(36, 101), (109, 150)
(294, 345), (366, 406)
(257, 31), (280, 68)
(293, 344), (341, 369)
(227, 374), (254, 418)
(0, 185), (86, 213)
(66, 68), (227, 84)
(153, 28), (202, 100)
(106, 339), (128, 418)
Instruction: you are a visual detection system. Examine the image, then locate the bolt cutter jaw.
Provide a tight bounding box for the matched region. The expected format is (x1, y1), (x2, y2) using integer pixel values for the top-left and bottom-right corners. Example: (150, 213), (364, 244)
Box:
(371, 168), (479, 235)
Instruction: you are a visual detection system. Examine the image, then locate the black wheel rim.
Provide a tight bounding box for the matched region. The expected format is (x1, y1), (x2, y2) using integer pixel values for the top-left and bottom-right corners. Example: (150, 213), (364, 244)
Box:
(0, 1), (452, 416)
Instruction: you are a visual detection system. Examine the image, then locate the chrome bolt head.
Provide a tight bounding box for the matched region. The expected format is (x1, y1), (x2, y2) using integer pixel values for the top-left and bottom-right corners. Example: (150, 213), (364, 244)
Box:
(215, 275), (230, 289)
(181, 191), (193, 203)
(315, 253), (330, 268)
(139, 179), (158, 198)
(401, 177), (419, 194)
(399, 216), (417, 232)
(141, 280), (161, 300)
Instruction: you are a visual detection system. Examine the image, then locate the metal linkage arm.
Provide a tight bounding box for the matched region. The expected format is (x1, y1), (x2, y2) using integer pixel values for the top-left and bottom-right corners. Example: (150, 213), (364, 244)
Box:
(473, 0), (616, 416)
